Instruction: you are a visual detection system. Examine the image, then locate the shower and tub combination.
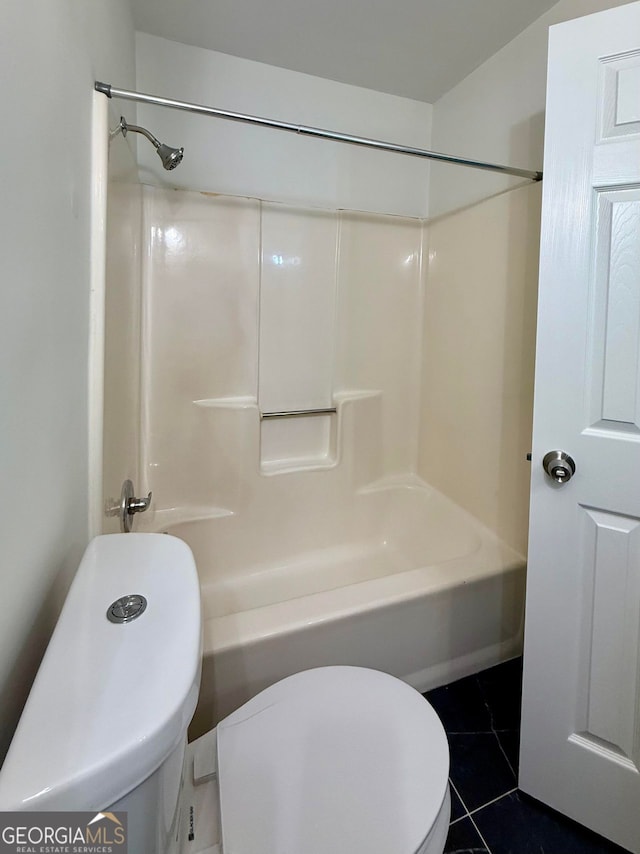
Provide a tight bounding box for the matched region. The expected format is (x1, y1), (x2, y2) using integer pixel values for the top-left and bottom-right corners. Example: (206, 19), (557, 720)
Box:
(97, 81), (537, 732)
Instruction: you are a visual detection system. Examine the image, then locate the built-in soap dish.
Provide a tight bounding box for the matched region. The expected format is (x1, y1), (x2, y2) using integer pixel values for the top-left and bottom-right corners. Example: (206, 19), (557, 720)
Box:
(259, 408), (337, 474)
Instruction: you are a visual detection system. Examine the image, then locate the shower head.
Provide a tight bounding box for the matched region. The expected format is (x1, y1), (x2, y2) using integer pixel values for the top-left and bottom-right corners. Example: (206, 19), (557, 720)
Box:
(156, 142), (184, 171)
(118, 117), (184, 171)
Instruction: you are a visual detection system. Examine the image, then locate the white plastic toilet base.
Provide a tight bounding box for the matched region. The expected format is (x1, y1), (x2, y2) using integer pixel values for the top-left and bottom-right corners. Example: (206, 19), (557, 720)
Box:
(415, 788), (450, 854)
(180, 730), (221, 854)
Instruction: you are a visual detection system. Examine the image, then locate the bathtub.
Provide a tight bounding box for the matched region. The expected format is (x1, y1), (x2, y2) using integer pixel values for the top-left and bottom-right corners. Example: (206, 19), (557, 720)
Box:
(164, 483), (526, 736)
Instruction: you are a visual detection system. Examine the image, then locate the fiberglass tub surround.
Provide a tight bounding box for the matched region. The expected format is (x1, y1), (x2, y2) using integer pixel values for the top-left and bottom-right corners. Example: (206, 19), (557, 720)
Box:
(107, 184), (526, 730)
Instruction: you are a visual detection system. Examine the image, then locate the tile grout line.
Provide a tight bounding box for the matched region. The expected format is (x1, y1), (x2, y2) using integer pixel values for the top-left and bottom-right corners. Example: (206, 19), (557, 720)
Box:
(468, 809), (494, 854)
(468, 786), (518, 817)
(448, 778), (470, 826)
(459, 706), (497, 854)
(438, 661), (523, 852)
(456, 785), (518, 851)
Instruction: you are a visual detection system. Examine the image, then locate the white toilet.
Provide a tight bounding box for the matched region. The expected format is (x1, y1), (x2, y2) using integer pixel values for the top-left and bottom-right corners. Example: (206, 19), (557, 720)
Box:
(0, 534), (451, 854)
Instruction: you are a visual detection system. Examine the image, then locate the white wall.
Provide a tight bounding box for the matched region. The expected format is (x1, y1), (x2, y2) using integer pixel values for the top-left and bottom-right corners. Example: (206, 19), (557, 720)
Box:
(135, 34), (433, 218)
(419, 0), (636, 555)
(429, 0), (636, 218)
(0, 0), (135, 762)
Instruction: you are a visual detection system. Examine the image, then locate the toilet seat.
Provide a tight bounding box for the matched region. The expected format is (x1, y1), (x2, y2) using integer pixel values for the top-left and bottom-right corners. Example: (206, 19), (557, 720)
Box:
(216, 666), (450, 854)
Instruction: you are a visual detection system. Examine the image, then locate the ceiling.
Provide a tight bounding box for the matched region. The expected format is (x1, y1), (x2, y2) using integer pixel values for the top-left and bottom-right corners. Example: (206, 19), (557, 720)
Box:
(131, 0), (559, 103)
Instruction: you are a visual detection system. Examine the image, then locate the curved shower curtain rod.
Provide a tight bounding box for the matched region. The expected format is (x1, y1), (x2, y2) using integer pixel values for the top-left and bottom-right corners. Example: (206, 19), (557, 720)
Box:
(95, 81), (543, 182)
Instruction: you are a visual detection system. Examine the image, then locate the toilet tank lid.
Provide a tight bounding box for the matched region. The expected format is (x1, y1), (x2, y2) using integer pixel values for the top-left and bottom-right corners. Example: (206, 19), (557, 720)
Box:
(0, 534), (202, 812)
(217, 666), (450, 854)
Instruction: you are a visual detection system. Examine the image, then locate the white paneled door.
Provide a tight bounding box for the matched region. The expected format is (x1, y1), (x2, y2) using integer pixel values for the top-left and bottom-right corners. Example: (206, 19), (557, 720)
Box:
(520, 3), (640, 852)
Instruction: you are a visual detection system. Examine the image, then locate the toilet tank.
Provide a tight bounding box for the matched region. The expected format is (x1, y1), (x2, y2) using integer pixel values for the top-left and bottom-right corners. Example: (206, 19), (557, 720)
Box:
(0, 534), (202, 852)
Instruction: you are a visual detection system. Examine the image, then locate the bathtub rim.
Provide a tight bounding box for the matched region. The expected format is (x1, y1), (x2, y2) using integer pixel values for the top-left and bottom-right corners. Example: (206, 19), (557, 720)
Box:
(202, 534), (525, 656)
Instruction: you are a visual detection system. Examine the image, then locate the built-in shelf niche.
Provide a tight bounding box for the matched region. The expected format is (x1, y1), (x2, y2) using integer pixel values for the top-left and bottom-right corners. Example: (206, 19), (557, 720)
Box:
(260, 412), (337, 474)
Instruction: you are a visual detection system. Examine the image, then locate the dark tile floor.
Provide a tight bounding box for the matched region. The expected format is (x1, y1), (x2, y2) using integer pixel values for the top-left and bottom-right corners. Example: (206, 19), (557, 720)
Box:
(424, 658), (630, 854)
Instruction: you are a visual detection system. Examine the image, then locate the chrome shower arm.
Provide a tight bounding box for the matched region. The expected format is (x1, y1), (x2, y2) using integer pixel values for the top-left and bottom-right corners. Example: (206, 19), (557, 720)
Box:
(120, 118), (161, 149)
(111, 116), (184, 171)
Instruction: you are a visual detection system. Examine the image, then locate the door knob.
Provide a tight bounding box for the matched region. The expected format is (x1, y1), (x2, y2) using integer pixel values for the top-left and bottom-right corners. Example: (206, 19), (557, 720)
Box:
(542, 450), (576, 484)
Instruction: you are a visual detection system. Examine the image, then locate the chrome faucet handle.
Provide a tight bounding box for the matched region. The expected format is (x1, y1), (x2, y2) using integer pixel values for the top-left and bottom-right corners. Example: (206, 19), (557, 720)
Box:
(109, 480), (153, 532)
(127, 491), (152, 515)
